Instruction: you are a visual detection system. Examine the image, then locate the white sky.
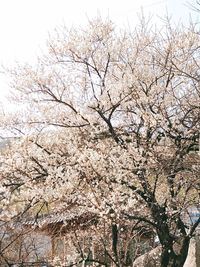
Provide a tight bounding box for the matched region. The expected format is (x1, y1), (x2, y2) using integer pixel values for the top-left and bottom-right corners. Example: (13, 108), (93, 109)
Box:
(0, 0), (198, 111)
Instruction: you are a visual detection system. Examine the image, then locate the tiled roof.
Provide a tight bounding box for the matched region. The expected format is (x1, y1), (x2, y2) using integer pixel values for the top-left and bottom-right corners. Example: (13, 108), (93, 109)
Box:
(18, 205), (97, 232)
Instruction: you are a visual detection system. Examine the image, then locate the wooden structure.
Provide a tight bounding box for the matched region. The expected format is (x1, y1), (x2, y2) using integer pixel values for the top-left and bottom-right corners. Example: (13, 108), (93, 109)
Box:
(14, 205), (155, 266)
(20, 205), (98, 265)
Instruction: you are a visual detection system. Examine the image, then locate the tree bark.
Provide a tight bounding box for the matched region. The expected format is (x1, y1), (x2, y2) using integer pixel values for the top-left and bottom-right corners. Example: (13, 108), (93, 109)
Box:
(112, 224), (119, 266)
(160, 238), (190, 267)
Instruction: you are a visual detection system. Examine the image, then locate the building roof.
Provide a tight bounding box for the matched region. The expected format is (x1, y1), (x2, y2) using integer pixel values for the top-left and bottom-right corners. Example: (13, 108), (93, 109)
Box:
(14, 205), (98, 235)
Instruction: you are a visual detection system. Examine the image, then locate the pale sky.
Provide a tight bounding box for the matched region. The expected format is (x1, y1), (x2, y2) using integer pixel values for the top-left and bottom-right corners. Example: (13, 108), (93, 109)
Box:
(0, 0), (198, 111)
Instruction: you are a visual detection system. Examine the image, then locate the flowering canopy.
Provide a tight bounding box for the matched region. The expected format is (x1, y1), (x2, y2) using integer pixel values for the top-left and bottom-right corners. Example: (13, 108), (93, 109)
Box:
(0, 18), (199, 267)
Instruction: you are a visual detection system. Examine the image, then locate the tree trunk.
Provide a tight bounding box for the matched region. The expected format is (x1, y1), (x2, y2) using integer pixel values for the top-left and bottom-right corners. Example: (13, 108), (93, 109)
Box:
(112, 223), (119, 266)
(160, 238), (190, 267)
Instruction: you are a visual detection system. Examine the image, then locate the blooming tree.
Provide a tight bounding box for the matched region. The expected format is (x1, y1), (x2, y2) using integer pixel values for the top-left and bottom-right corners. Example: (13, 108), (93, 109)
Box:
(0, 18), (199, 267)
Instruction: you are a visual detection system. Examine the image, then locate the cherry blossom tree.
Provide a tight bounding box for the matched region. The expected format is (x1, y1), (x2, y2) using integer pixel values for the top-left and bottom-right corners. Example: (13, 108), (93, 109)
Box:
(0, 17), (199, 267)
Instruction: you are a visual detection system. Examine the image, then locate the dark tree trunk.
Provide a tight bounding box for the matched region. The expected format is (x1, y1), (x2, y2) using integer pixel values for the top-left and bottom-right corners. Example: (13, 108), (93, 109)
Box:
(112, 223), (119, 266)
(160, 237), (190, 267)
(150, 203), (190, 267)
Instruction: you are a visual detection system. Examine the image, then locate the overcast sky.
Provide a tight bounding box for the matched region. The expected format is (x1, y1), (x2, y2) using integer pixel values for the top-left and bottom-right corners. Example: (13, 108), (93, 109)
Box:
(0, 0), (198, 111)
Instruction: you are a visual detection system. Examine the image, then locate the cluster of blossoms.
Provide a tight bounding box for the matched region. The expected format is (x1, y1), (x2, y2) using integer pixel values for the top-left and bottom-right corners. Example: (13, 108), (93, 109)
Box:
(0, 17), (199, 267)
